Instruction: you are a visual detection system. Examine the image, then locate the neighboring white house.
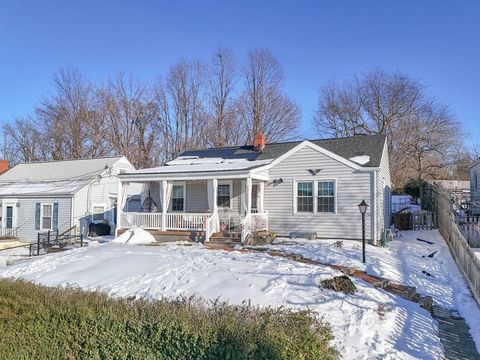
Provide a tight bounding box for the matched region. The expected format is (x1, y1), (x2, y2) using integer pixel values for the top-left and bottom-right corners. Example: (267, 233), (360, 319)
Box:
(0, 156), (135, 242)
(118, 134), (391, 244)
(471, 161), (480, 204)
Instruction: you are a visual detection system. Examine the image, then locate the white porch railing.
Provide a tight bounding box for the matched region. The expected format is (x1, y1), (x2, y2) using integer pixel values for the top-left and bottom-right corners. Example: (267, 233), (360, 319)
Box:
(0, 227), (18, 240)
(120, 212), (216, 237)
(241, 211), (268, 243)
(206, 213), (218, 242)
(165, 213), (210, 231)
(121, 212), (163, 229)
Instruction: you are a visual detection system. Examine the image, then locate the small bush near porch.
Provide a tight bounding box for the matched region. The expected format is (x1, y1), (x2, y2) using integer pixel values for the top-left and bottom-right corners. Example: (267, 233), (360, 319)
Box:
(0, 279), (337, 359)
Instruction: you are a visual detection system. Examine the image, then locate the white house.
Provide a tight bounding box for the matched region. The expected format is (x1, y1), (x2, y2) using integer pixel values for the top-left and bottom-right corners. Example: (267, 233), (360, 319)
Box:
(117, 134), (391, 244)
(0, 156), (135, 242)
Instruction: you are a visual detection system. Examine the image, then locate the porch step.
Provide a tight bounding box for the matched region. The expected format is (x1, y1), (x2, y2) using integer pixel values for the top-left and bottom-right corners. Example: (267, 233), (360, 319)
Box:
(209, 237), (241, 243)
(205, 239), (241, 249)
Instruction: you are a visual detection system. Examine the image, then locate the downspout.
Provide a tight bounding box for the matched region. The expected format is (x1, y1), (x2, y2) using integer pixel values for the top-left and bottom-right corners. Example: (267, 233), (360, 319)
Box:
(70, 195), (75, 232)
(372, 170), (378, 245)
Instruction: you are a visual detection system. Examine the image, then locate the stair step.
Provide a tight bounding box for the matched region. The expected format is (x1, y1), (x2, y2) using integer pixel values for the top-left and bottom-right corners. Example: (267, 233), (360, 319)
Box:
(212, 232), (242, 238)
(204, 242), (239, 249)
(208, 238), (241, 243)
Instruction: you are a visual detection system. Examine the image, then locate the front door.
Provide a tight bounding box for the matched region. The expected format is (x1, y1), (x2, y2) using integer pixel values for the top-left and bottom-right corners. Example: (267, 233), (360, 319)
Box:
(251, 185), (258, 213)
(5, 206), (13, 228)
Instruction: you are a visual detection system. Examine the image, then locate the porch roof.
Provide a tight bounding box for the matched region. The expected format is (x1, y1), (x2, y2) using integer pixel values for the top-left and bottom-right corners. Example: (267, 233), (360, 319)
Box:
(119, 159), (271, 181)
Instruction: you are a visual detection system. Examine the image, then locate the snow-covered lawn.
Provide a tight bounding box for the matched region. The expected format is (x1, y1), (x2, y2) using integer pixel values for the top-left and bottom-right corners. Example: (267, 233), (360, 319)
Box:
(0, 238), (443, 359)
(0, 245), (31, 266)
(269, 230), (480, 352)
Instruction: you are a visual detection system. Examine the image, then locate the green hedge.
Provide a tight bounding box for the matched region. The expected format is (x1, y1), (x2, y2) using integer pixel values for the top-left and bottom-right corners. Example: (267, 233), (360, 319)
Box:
(0, 279), (337, 359)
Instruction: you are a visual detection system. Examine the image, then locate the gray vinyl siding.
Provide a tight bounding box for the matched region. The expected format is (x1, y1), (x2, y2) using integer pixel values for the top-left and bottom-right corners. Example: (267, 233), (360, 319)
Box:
(132, 179), (243, 215)
(264, 145), (373, 240)
(471, 163), (480, 204)
(186, 181), (208, 212)
(376, 143), (392, 239)
(185, 179), (242, 215)
(12, 197), (72, 243)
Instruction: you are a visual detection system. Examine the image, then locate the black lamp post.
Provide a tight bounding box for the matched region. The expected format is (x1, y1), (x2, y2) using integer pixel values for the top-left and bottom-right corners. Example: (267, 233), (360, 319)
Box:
(358, 200), (369, 263)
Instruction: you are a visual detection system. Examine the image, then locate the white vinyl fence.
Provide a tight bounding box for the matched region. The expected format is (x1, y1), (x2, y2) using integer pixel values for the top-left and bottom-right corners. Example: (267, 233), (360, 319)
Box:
(437, 187), (480, 306)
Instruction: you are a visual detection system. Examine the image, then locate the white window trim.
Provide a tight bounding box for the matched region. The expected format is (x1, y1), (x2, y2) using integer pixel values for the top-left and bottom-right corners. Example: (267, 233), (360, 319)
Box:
(2, 199), (18, 229)
(40, 202), (54, 231)
(293, 179), (337, 215)
(217, 180), (233, 210)
(91, 203), (106, 223)
(170, 181), (187, 213)
(317, 179), (337, 214)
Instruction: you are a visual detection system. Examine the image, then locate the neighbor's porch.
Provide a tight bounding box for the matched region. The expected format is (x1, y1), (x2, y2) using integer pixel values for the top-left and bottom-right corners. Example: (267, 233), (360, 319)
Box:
(117, 173), (269, 242)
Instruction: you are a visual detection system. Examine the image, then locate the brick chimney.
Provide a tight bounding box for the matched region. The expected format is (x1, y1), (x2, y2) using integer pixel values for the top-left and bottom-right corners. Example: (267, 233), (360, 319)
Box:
(0, 160), (9, 175)
(253, 132), (266, 152)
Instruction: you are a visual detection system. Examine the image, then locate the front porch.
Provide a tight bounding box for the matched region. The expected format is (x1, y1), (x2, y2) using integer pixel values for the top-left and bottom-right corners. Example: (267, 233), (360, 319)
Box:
(117, 170), (270, 242)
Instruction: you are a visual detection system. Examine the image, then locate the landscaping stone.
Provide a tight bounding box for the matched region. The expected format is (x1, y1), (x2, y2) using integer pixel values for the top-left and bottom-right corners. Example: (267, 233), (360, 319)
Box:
(320, 275), (357, 294)
(418, 296), (433, 312)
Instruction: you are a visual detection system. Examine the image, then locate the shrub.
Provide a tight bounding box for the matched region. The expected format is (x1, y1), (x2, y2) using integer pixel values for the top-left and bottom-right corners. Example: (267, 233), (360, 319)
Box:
(0, 279), (337, 359)
(394, 212), (411, 230)
(403, 178), (421, 200)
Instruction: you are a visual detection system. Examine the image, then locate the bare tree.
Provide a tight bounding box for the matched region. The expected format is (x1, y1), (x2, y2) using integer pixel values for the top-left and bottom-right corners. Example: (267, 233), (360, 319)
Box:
(99, 73), (161, 168)
(238, 49), (300, 143)
(165, 59), (207, 157)
(314, 68), (462, 188)
(35, 68), (109, 160)
(2, 116), (44, 163)
(2, 47), (304, 167)
(205, 47), (241, 147)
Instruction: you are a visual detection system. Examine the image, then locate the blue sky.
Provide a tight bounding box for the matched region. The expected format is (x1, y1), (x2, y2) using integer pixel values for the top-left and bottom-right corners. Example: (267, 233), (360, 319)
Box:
(0, 1), (479, 145)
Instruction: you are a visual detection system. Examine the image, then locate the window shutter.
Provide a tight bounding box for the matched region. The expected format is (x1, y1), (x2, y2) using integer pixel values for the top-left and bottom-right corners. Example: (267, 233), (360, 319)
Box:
(53, 203), (59, 230)
(35, 203), (41, 230)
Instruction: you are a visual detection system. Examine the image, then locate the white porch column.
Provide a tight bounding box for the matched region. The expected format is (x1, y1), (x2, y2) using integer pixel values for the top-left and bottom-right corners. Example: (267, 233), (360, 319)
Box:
(161, 180), (167, 231)
(116, 178), (122, 237)
(212, 179), (218, 215)
(246, 177), (252, 214)
(258, 181), (265, 213)
(207, 179), (219, 232)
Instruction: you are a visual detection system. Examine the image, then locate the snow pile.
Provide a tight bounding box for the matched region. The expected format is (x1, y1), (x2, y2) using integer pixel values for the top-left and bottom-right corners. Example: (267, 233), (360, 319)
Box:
(269, 230), (480, 352)
(349, 154), (370, 165)
(112, 228), (156, 245)
(474, 248), (480, 261)
(0, 242), (442, 359)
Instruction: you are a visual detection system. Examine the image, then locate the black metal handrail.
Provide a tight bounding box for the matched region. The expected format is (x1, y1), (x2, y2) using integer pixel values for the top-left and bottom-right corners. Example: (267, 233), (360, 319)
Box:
(34, 230), (84, 256)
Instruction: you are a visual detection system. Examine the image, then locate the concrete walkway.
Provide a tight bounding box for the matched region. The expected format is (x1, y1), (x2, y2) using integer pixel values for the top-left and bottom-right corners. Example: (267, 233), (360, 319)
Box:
(431, 305), (480, 360)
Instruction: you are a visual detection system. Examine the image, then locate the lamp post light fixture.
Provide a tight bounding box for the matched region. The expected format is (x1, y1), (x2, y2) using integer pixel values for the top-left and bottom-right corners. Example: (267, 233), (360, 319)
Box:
(358, 200), (369, 263)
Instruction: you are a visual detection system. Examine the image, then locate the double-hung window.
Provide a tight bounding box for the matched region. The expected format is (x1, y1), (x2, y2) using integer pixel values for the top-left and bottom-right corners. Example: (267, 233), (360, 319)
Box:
(297, 181), (314, 212)
(171, 185), (185, 212)
(42, 204), (53, 230)
(217, 181), (232, 208)
(317, 181), (335, 213)
(295, 180), (336, 214)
